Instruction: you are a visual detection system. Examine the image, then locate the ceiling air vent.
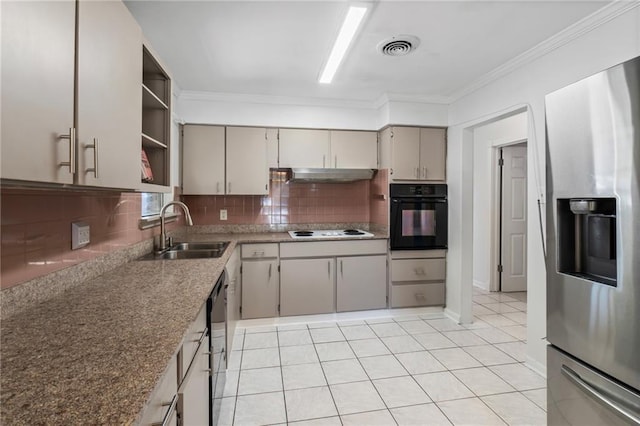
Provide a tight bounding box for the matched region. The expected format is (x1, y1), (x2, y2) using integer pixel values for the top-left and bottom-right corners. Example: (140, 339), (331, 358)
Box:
(377, 35), (420, 56)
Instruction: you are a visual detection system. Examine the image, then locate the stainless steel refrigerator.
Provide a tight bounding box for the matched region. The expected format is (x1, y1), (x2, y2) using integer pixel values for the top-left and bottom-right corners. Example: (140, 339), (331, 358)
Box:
(545, 55), (640, 424)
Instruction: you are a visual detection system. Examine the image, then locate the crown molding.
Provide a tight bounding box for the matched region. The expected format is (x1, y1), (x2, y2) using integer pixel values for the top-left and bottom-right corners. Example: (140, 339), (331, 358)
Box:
(449, 0), (640, 102)
(179, 90), (380, 110)
(373, 92), (452, 109)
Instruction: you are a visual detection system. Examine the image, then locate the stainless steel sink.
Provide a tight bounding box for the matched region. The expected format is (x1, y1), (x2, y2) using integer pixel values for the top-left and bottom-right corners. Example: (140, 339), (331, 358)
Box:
(137, 241), (229, 261)
(170, 242), (228, 251)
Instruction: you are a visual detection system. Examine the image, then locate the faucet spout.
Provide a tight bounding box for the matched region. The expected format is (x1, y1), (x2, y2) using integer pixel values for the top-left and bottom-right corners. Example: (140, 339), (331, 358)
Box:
(158, 201), (193, 251)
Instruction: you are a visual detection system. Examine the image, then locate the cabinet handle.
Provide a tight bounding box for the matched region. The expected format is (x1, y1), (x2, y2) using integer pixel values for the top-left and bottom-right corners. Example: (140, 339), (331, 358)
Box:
(85, 138), (98, 178)
(340, 260), (343, 277)
(335, 155), (337, 168)
(59, 127), (76, 174)
(422, 166), (427, 179)
(217, 182), (220, 194)
(416, 167), (420, 179)
(327, 261), (330, 278)
(323, 155), (326, 168)
(152, 394), (177, 426)
(253, 250), (265, 257)
(268, 263), (272, 280)
(415, 293), (426, 300)
(228, 182), (231, 193)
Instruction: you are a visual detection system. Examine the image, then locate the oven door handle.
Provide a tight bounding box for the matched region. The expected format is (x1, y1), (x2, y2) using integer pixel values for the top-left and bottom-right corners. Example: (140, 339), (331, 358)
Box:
(391, 198), (447, 203)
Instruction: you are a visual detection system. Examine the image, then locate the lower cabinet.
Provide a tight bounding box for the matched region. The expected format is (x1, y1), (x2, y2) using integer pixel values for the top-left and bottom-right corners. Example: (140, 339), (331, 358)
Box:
(240, 243), (279, 319)
(280, 258), (335, 316)
(179, 332), (210, 426)
(337, 255), (387, 312)
(390, 250), (446, 308)
(242, 259), (279, 319)
(225, 246), (241, 353)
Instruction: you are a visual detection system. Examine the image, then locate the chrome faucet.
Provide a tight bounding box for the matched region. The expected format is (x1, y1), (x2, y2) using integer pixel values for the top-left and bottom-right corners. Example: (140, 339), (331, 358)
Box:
(158, 201), (194, 251)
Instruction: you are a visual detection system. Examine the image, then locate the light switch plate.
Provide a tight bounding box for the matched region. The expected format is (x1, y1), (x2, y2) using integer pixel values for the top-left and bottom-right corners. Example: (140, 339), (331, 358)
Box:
(220, 209), (228, 221)
(71, 221), (90, 250)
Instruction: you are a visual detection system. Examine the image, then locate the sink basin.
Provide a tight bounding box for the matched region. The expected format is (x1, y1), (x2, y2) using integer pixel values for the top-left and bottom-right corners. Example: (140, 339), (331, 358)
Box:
(137, 241), (229, 261)
(170, 242), (228, 251)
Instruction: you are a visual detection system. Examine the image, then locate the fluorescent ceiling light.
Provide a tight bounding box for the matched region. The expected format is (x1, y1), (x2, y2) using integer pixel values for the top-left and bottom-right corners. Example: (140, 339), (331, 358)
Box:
(319, 5), (368, 84)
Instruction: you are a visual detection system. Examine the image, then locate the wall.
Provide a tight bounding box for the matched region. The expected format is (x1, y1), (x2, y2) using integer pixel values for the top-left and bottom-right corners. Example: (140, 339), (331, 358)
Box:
(177, 92), (448, 130)
(182, 170), (370, 226)
(446, 4), (640, 373)
(472, 112), (528, 290)
(0, 188), (181, 289)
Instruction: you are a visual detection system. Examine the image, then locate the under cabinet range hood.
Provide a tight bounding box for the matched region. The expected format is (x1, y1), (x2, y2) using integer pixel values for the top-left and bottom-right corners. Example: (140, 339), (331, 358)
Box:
(289, 168), (374, 183)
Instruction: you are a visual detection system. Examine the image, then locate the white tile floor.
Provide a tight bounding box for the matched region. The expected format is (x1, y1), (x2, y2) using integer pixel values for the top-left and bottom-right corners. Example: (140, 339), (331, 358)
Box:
(214, 287), (546, 426)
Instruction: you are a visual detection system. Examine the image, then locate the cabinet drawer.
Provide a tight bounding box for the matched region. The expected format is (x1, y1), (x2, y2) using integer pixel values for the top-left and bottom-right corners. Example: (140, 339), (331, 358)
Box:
(280, 239), (387, 258)
(391, 283), (445, 308)
(242, 243), (278, 259)
(391, 258), (445, 282)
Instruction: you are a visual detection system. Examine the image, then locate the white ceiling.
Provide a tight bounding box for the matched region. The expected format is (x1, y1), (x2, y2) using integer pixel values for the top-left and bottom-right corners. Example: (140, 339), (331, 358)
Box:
(125, 1), (610, 104)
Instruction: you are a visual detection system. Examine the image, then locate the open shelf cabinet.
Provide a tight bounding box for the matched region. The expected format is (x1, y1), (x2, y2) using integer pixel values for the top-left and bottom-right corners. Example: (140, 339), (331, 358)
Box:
(141, 46), (170, 188)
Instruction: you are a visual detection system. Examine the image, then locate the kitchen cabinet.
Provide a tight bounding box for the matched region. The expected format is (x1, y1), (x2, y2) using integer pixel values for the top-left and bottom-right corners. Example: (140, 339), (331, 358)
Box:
(337, 255), (387, 312)
(179, 328), (210, 426)
(279, 128), (330, 168)
(280, 240), (388, 316)
(1, 1), (75, 184)
(138, 356), (178, 425)
(389, 250), (446, 308)
(225, 246), (241, 354)
(182, 125), (225, 195)
(226, 127), (269, 195)
(330, 130), (378, 169)
(140, 45), (172, 190)
(241, 244), (279, 319)
(279, 128), (377, 169)
(1, 0), (142, 189)
(381, 126), (446, 181)
(76, 0), (141, 189)
(280, 258), (335, 316)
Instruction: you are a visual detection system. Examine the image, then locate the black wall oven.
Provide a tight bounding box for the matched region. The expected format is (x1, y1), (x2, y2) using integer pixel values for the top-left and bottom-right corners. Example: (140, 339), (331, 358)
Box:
(390, 184), (448, 250)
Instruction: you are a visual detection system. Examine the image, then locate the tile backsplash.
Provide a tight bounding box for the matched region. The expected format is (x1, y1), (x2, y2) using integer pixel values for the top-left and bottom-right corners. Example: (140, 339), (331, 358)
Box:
(0, 188), (178, 289)
(183, 170), (373, 225)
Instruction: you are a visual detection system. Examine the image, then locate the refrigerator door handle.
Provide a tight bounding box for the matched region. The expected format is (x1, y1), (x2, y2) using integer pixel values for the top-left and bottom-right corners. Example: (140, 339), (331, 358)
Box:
(561, 365), (640, 424)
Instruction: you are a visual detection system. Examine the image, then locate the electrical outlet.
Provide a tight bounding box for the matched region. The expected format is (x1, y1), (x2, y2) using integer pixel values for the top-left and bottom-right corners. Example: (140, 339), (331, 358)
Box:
(220, 209), (228, 221)
(71, 222), (90, 250)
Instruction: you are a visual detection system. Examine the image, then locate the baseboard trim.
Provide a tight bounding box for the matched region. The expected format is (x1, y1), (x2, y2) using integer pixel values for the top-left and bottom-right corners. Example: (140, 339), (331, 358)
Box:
(526, 354), (547, 378)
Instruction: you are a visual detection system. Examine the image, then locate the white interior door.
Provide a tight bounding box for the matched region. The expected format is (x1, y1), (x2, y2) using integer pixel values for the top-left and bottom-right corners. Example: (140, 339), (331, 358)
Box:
(501, 143), (527, 292)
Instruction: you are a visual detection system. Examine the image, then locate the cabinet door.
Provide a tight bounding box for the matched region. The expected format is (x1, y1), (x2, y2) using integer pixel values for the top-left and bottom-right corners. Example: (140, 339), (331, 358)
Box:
(279, 129), (330, 168)
(76, 0), (141, 188)
(330, 130), (377, 169)
(182, 125), (225, 194)
(225, 246), (241, 354)
(280, 258), (334, 316)
(179, 337), (210, 426)
(1, 1), (75, 184)
(226, 127), (268, 195)
(419, 128), (446, 181)
(391, 127), (421, 180)
(337, 256), (387, 312)
(242, 260), (279, 319)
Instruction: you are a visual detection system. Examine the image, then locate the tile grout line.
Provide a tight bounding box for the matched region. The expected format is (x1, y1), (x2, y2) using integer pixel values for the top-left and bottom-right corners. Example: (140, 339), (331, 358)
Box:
(309, 322), (344, 425)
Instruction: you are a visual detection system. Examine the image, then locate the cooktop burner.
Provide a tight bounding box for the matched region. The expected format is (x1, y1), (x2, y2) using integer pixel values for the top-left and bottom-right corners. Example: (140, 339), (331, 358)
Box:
(288, 229), (374, 239)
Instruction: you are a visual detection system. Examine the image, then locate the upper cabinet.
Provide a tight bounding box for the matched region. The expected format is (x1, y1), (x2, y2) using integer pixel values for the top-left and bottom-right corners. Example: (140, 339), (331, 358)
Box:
(1, 0), (148, 190)
(380, 126), (446, 181)
(226, 127), (269, 195)
(279, 129), (330, 168)
(182, 125), (225, 195)
(140, 46), (172, 190)
(1, 1), (76, 184)
(182, 125), (270, 195)
(279, 128), (377, 169)
(329, 130), (377, 169)
(76, 0), (142, 189)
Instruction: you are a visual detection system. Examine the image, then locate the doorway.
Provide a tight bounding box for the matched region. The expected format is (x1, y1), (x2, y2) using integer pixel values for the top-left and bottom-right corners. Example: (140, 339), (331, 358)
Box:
(494, 142), (527, 292)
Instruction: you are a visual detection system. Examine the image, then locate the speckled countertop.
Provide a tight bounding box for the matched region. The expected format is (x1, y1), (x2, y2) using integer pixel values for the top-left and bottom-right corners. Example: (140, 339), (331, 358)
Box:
(0, 231), (387, 425)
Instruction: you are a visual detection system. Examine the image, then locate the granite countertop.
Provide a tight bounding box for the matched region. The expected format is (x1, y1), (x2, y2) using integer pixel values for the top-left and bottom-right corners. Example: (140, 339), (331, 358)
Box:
(0, 231), (388, 425)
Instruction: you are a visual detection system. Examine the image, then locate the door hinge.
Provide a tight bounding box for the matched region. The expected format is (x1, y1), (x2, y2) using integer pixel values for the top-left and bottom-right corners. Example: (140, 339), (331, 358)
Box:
(498, 158), (504, 167)
(497, 264), (503, 273)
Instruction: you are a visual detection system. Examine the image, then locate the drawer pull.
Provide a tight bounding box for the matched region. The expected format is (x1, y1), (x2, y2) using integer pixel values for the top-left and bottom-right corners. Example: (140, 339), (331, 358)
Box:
(415, 293), (426, 300)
